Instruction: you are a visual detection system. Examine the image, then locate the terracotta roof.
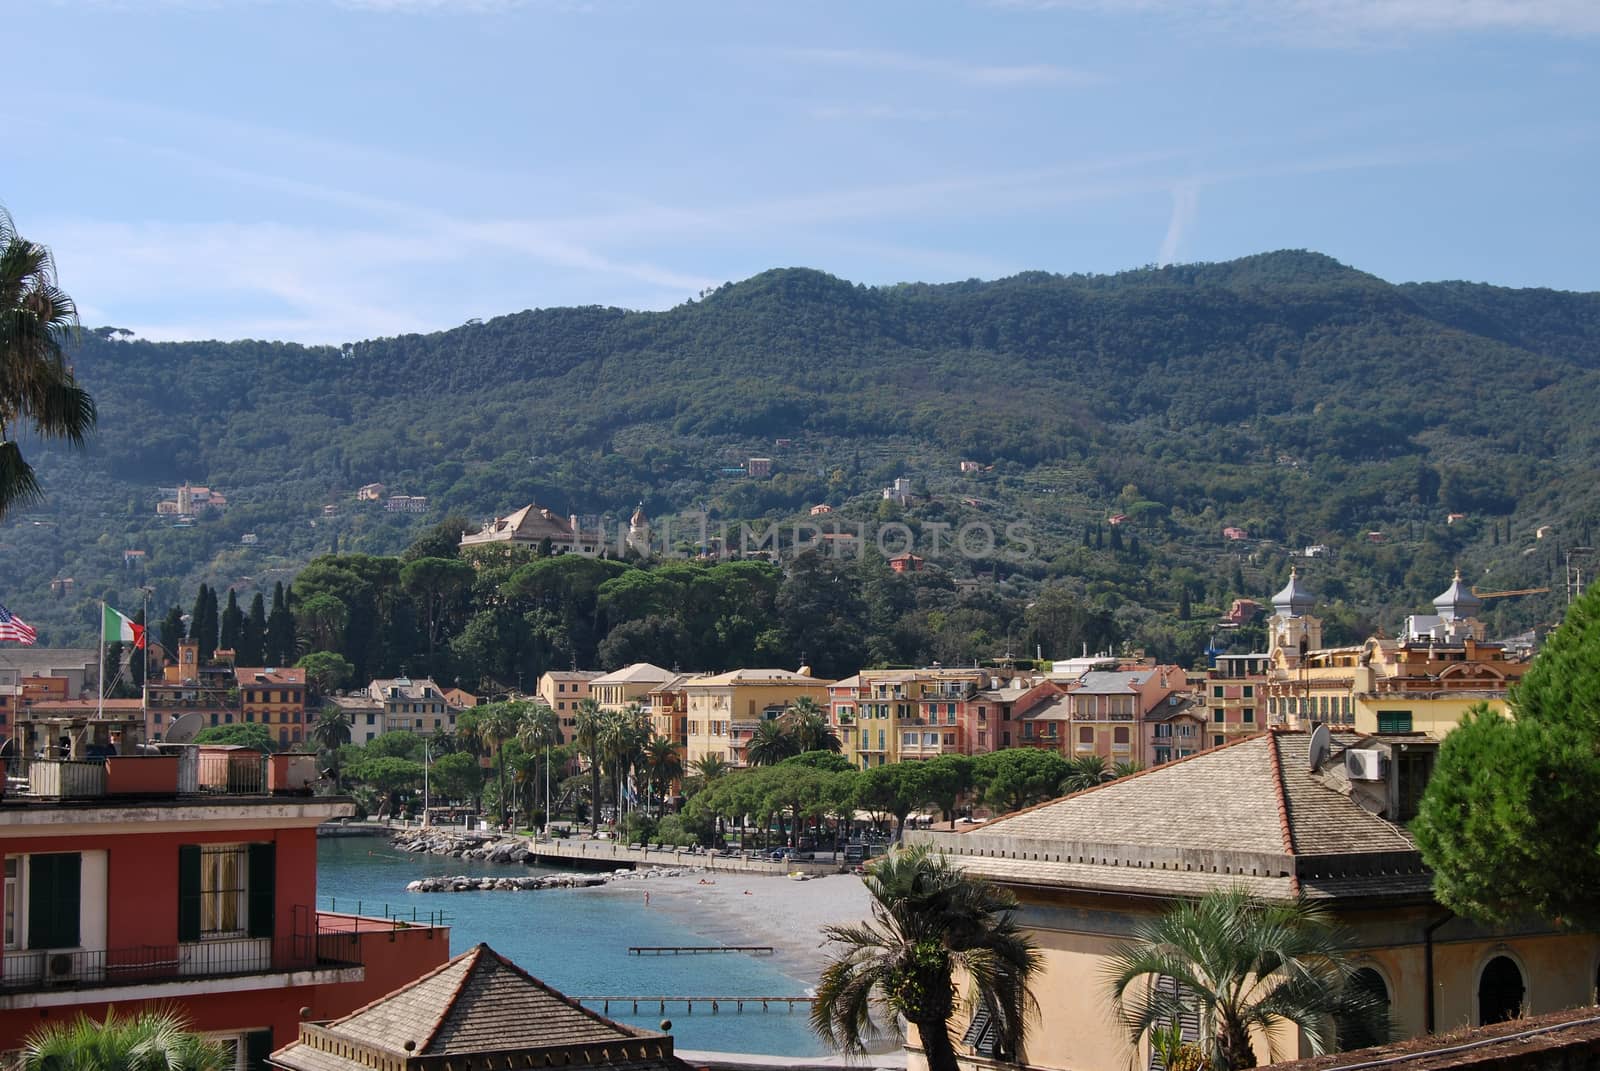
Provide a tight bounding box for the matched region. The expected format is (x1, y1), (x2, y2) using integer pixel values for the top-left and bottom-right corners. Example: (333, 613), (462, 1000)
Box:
(921, 731), (1430, 901)
(271, 944), (687, 1071)
(234, 667), (306, 686)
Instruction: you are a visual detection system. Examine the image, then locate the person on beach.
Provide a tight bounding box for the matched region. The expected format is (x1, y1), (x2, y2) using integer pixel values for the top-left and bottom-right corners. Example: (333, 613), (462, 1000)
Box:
(644, 891), (651, 907)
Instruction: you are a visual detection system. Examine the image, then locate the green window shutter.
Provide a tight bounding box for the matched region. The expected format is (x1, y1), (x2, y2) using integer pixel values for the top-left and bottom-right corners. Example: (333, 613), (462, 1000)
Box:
(178, 844), (202, 941)
(27, 853), (81, 949)
(247, 843), (275, 939)
(244, 1028), (274, 1071)
(1377, 710), (1414, 734)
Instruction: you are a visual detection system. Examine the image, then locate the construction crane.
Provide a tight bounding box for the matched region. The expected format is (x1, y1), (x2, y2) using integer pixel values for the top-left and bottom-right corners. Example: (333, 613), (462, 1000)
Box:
(1471, 587), (1551, 599)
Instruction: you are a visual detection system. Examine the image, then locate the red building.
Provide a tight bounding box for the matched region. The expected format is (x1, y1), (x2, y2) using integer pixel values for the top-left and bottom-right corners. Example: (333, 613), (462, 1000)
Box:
(0, 732), (449, 1066)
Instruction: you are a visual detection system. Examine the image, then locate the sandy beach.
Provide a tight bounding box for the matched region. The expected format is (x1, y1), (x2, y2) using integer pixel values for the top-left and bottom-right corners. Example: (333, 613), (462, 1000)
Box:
(592, 870), (876, 978)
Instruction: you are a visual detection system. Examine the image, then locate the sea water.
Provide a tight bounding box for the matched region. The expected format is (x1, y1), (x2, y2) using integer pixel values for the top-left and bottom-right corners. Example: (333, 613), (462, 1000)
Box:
(317, 837), (827, 1056)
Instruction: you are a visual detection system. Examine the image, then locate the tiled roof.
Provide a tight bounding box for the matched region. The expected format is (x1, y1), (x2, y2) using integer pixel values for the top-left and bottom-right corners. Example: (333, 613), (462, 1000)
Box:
(590, 662), (676, 686)
(234, 667), (306, 686)
(1072, 670), (1157, 693)
(272, 945), (687, 1071)
(691, 668), (829, 686)
(924, 731), (1431, 901)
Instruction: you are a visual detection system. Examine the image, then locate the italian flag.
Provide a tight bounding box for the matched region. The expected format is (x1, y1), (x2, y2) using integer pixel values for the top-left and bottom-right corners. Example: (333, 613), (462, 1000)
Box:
(103, 604), (145, 649)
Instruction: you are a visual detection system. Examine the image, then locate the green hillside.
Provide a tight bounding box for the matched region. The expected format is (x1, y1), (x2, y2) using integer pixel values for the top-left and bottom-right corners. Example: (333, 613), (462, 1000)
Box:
(7, 250), (1598, 657)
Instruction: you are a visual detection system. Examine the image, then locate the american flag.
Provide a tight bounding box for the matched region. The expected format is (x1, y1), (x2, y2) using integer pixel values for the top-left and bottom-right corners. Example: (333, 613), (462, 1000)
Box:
(0, 602), (37, 645)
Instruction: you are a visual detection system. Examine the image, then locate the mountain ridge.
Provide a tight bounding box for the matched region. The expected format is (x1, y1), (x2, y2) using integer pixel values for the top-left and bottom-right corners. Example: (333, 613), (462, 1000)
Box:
(6, 250), (1597, 651)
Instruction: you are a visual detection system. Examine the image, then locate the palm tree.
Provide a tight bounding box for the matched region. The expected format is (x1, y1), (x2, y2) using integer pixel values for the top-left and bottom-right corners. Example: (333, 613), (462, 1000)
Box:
(1112, 759), (1144, 779)
(517, 703), (561, 828)
(746, 718), (801, 766)
(18, 1008), (229, 1071)
(0, 207), (97, 520)
(643, 735), (683, 816)
(312, 707), (352, 753)
(812, 844), (1041, 1071)
(1105, 887), (1389, 1070)
(598, 705), (649, 830)
(311, 706), (353, 784)
(786, 699), (842, 754)
(1061, 754), (1109, 794)
(692, 753), (732, 782)
(478, 700), (526, 829)
(572, 698), (605, 834)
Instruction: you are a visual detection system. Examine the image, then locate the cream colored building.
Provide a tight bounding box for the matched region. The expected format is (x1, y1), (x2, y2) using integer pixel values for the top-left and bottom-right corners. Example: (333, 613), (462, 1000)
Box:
(589, 662), (676, 711)
(911, 729), (1600, 1071)
(682, 668), (833, 767)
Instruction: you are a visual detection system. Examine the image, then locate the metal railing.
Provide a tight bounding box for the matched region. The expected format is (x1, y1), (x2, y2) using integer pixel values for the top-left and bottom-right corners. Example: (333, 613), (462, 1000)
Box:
(0, 931), (355, 994)
(15, 758), (107, 798)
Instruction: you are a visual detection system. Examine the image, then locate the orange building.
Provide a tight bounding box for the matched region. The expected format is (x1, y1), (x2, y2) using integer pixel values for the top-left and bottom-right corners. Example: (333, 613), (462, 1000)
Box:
(236, 667), (308, 749)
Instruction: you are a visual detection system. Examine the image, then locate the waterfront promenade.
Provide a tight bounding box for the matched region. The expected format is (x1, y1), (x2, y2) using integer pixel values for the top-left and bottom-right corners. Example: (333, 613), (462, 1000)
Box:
(519, 837), (844, 877)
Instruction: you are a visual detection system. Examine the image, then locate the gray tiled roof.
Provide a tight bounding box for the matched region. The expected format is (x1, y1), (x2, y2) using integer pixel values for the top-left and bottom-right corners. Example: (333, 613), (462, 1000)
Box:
(924, 731), (1431, 902)
(338, 944), (649, 1054)
(272, 945), (689, 1071)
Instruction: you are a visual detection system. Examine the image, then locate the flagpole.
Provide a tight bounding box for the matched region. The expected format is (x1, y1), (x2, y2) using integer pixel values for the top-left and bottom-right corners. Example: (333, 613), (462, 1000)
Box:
(97, 599), (106, 722)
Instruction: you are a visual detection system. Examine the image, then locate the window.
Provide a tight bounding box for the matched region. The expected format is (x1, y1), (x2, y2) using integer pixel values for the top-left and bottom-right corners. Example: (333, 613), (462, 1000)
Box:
(1212, 708), (1225, 723)
(1242, 707), (1254, 724)
(1001, 732), (1010, 746)
(1242, 685), (1254, 698)
(1377, 710), (1413, 734)
(1212, 734), (1225, 747)
(179, 844), (274, 941)
(1212, 685), (1224, 698)
(1113, 727), (1129, 745)
(943, 733), (955, 746)
(1078, 726), (1093, 743)
(1022, 723), (1034, 740)
(7, 853), (82, 950)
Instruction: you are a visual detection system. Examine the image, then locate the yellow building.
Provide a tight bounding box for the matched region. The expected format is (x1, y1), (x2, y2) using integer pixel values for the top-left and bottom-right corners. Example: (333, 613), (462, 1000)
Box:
(681, 668), (832, 767)
(1263, 571), (1526, 738)
(835, 668), (995, 767)
(912, 730), (1600, 1071)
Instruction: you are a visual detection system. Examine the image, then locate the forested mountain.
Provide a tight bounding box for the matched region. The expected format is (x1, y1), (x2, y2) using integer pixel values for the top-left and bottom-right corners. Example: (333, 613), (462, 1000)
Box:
(7, 250), (1599, 663)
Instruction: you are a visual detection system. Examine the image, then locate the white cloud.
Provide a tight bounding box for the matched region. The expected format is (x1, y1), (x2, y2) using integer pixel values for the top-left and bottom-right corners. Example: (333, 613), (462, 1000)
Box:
(784, 47), (1096, 87)
(1158, 182), (1199, 266)
(988, 0), (1600, 38)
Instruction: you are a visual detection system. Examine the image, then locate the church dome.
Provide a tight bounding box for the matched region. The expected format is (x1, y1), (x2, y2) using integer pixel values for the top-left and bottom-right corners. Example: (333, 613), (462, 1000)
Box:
(1433, 570), (1483, 621)
(1272, 568), (1315, 616)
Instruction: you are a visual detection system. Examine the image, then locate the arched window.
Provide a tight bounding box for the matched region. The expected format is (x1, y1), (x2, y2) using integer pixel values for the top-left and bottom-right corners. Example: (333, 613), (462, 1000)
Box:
(1338, 967), (1391, 1051)
(1478, 955), (1525, 1025)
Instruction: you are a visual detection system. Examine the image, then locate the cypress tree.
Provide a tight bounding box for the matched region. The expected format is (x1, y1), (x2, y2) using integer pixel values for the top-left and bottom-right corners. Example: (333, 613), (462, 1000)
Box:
(240, 593), (267, 666)
(159, 605), (185, 656)
(219, 590), (244, 654)
(266, 581), (296, 666)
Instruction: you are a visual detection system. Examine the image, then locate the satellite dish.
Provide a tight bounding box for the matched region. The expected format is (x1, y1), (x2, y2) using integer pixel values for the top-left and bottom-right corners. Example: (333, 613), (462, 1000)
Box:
(1308, 724), (1331, 772)
(165, 712), (203, 745)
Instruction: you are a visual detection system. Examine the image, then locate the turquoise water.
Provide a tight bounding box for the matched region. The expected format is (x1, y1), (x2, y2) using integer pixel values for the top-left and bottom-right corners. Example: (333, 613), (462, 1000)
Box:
(316, 837), (827, 1056)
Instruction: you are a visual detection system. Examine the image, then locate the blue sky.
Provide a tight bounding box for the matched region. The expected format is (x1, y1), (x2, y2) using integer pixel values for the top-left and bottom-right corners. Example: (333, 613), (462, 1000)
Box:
(4, 0), (1596, 343)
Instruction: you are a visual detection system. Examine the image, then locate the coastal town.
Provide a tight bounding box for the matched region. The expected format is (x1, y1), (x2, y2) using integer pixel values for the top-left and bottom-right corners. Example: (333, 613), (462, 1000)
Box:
(5, 3), (1600, 1071)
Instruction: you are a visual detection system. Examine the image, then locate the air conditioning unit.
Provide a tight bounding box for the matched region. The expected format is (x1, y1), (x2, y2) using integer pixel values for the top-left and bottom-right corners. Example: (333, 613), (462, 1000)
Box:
(1345, 749), (1388, 782)
(45, 953), (77, 984)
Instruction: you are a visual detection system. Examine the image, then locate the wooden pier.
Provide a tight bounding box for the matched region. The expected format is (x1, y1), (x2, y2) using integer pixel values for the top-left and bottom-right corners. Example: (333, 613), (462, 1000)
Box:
(573, 995), (814, 1015)
(628, 945), (774, 956)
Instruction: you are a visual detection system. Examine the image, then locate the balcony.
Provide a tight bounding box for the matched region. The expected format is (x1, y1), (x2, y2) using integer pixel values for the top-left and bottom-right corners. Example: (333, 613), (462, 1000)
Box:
(0, 931), (355, 996)
(3, 750), (316, 803)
